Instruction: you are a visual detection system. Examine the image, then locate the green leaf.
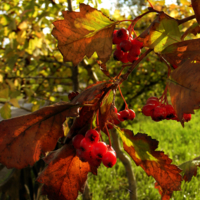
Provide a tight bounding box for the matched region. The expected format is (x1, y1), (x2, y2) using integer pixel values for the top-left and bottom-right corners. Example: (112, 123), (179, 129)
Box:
(138, 13), (181, 52)
(9, 98), (20, 108)
(0, 88), (9, 99)
(0, 103), (11, 119)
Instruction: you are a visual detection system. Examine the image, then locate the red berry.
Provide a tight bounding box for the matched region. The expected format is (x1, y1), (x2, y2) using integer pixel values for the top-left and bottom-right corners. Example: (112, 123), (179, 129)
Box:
(106, 145), (116, 156)
(128, 109), (136, 120)
(72, 134), (84, 149)
(113, 30), (121, 44)
(85, 129), (100, 145)
(127, 53), (138, 63)
(113, 49), (124, 61)
(151, 106), (167, 121)
(131, 38), (143, 49)
(117, 112), (124, 122)
(80, 138), (92, 152)
(120, 52), (129, 63)
(114, 106), (118, 113)
(116, 28), (129, 41)
(142, 104), (155, 116)
(116, 44), (121, 50)
(119, 110), (130, 120)
(147, 96), (159, 102)
(102, 151), (117, 168)
(165, 105), (176, 119)
(146, 99), (159, 107)
(129, 44), (141, 57)
(120, 40), (133, 52)
(183, 114), (191, 122)
(93, 142), (107, 159)
(89, 157), (102, 167)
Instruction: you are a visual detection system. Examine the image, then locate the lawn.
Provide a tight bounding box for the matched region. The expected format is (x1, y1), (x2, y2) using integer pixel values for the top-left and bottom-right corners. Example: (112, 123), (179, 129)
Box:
(78, 110), (200, 200)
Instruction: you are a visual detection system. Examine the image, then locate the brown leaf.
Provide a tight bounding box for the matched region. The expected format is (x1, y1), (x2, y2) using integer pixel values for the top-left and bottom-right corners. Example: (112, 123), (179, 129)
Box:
(65, 81), (114, 141)
(179, 156), (200, 182)
(37, 144), (91, 200)
(116, 128), (182, 197)
(0, 102), (79, 169)
(168, 60), (200, 122)
(161, 38), (200, 68)
(181, 23), (200, 40)
(52, 4), (115, 66)
(191, 0), (200, 24)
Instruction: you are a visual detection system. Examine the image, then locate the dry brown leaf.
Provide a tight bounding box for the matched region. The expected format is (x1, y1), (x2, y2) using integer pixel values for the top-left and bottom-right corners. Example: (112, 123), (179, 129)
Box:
(168, 60), (200, 123)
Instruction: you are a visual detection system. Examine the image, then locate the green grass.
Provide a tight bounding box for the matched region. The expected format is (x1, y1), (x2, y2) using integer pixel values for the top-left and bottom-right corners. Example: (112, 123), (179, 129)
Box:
(78, 111), (200, 200)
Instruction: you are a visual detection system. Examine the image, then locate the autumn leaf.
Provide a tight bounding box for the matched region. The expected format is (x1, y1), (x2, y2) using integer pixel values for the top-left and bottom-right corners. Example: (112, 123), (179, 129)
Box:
(138, 12), (181, 52)
(0, 103), (11, 119)
(161, 38), (200, 68)
(115, 128), (182, 198)
(0, 102), (79, 169)
(65, 81), (114, 141)
(167, 60), (200, 123)
(37, 144), (91, 200)
(191, 0), (200, 24)
(52, 3), (116, 66)
(181, 23), (200, 40)
(179, 156), (200, 182)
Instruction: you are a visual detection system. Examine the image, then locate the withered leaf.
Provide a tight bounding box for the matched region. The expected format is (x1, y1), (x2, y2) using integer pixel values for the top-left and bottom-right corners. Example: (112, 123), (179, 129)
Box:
(37, 144), (91, 200)
(115, 128), (182, 198)
(0, 102), (79, 169)
(168, 60), (200, 123)
(179, 156), (200, 182)
(52, 4), (116, 66)
(191, 0), (200, 24)
(161, 38), (200, 68)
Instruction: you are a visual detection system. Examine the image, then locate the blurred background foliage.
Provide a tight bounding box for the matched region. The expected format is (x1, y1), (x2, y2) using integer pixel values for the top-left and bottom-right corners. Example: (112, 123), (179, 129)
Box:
(0, 0), (196, 118)
(0, 0), (199, 199)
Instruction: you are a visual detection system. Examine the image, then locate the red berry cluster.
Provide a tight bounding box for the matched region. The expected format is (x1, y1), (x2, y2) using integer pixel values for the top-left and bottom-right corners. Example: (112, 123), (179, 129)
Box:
(112, 28), (143, 63)
(107, 107), (136, 129)
(142, 97), (191, 122)
(72, 129), (117, 168)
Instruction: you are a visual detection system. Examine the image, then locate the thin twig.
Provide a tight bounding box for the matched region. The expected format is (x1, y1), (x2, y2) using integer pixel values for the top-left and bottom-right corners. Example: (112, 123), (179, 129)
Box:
(121, 49), (153, 81)
(177, 15), (196, 25)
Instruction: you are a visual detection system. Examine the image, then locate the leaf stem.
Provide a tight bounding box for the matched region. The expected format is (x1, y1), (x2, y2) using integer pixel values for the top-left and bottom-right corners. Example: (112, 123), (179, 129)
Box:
(118, 85), (128, 110)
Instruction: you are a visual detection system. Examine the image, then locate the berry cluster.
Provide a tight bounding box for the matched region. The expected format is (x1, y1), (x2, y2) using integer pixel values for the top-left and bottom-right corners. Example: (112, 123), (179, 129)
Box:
(142, 96), (191, 122)
(72, 129), (117, 168)
(112, 28), (143, 63)
(107, 107), (136, 129)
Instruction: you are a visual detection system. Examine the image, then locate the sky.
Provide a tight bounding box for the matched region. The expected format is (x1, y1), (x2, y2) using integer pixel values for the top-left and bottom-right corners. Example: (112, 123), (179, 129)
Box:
(96, 0), (177, 17)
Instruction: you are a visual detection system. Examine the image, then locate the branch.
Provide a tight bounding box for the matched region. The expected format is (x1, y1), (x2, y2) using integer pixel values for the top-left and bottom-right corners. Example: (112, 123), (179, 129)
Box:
(177, 15), (196, 25)
(121, 49), (152, 81)
(111, 129), (137, 200)
(6, 76), (72, 80)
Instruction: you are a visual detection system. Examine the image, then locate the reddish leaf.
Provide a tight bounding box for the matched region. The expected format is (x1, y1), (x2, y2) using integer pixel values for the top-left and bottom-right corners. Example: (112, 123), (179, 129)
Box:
(65, 81), (114, 141)
(191, 0), (200, 24)
(37, 144), (91, 200)
(161, 38), (200, 68)
(0, 102), (79, 169)
(52, 4), (115, 66)
(179, 156), (200, 182)
(115, 128), (182, 197)
(168, 60), (200, 123)
(155, 182), (172, 200)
